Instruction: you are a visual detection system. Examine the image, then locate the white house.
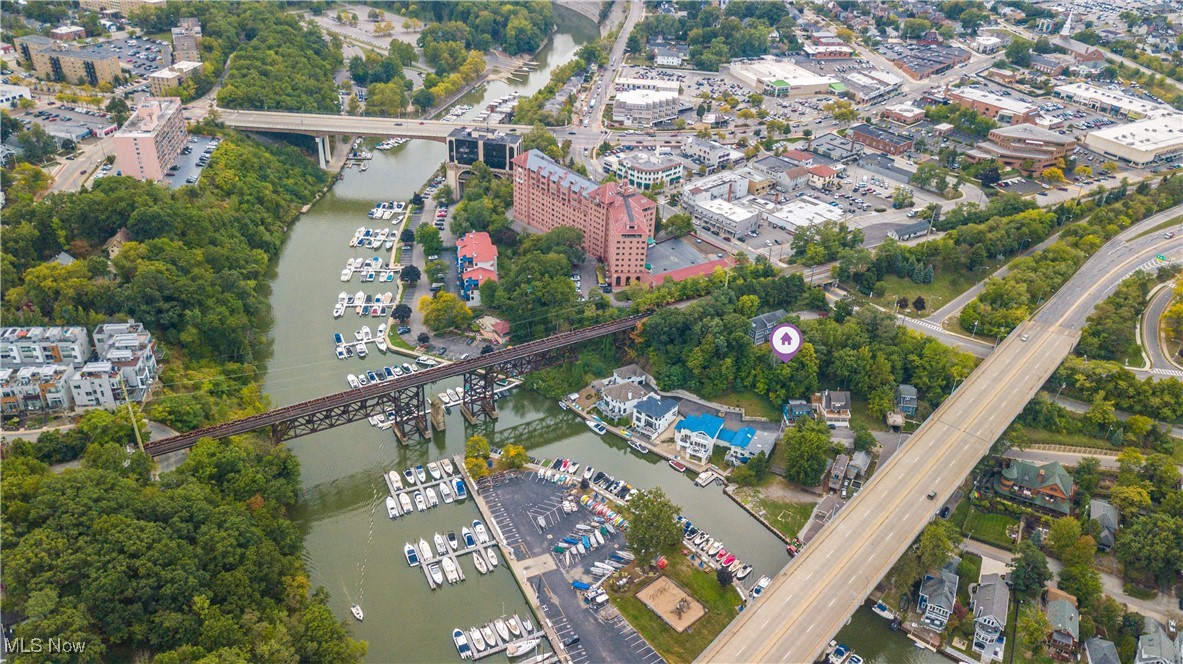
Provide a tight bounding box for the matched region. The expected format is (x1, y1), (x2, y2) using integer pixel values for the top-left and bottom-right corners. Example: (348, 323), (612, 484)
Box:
(631, 395), (679, 438)
(674, 413), (726, 463)
(598, 382), (648, 419)
(972, 573), (1009, 659)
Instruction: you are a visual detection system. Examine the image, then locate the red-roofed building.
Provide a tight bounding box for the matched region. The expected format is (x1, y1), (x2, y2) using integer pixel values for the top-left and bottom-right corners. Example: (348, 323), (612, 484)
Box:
(807, 164), (839, 188)
(642, 254), (736, 287)
(513, 149), (656, 289)
(781, 149), (815, 167)
(476, 315), (511, 344)
(457, 231), (498, 305)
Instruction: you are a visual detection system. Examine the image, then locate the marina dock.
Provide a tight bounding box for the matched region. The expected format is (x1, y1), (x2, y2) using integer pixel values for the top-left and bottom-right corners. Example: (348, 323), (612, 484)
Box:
(454, 614), (545, 661)
(382, 468), (466, 515)
(417, 540), (499, 590)
(694, 470), (724, 487)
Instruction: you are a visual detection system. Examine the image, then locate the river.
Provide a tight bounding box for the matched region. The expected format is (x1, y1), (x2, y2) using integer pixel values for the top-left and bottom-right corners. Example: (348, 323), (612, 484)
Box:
(265, 8), (920, 662)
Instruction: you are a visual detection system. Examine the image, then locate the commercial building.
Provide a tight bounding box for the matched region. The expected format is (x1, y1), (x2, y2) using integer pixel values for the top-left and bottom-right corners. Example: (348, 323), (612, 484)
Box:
(680, 167), (773, 206)
(947, 87), (1039, 125)
(891, 44), (971, 79)
(171, 19), (202, 63)
(456, 231), (498, 306)
(965, 124), (1077, 173)
(690, 198), (761, 237)
(15, 35), (123, 86)
(751, 155), (810, 191)
(78, 0), (165, 14)
(611, 89), (680, 127)
(802, 42), (854, 59)
(748, 195), (843, 232)
(512, 150), (655, 288)
(681, 136), (744, 170)
(50, 25), (87, 41)
(729, 57), (837, 97)
(838, 69), (902, 103)
(602, 151), (684, 190)
(810, 132), (864, 162)
(970, 35), (1003, 54)
(614, 77), (681, 94)
(1030, 53), (1071, 76)
(0, 326), (92, 368)
(888, 220), (933, 242)
(0, 365), (74, 415)
(0, 84), (32, 109)
(1083, 114), (1183, 166)
(147, 60), (202, 97)
(1054, 83), (1175, 119)
(849, 123), (913, 155)
(113, 97), (187, 181)
(882, 103), (926, 125)
(807, 164), (840, 188)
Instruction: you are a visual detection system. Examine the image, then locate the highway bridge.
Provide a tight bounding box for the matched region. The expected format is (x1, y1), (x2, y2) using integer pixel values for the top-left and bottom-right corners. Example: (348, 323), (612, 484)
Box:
(143, 314), (646, 457)
(698, 220), (1182, 663)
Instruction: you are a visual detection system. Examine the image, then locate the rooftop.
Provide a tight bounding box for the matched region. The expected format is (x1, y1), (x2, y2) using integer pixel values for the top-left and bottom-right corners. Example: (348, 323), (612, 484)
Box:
(519, 149), (599, 197)
(456, 231), (498, 264)
(991, 123), (1075, 143)
(615, 88), (679, 106)
(949, 87), (1038, 116)
(1086, 113), (1183, 151)
(676, 412), (726, 439)
(117, 97), (183, 137)
(850, 123), (912, 147)
(634, 395), (678, 419)
(1055, 82), (1175, 118)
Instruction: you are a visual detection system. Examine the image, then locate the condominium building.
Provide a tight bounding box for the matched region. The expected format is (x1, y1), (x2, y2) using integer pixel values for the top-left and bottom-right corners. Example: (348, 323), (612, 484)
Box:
(0, 365), (74, 415)
(614, 77), (681, 94)
(171, 19), (202, 63)
(965, 124), (1077, 173)
(14, 35), (122, 86)
(456, 231), (498, 306)
(148, 61), (202, 96)
(612, 89), (680, 127)
(0, 326), (92, 368)
(681, 136), (744, 171)
(113, 97), (187, 181)
(602, 151), (684, 190)
(947, 87), (1039, 126)
(512, 150), (655, 288)
(69, 320), (158, 408)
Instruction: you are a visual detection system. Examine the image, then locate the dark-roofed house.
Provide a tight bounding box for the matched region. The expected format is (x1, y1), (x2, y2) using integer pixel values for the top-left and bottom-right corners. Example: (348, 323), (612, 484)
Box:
(1133, 618), (1179, 664)
(1089, 499), (1120, 551)
(918, 558), (960, 630)
(972, 573), (1010, 656)
(896, 384), (919, 415)
(749, 309), (787, 344)
(846, 450), (871, 478)
(995, 460), (1076, 515)
(829, 453), (850, 491)
(783, 399), (814, 426)
(888, 221), (932, 242)
(1083, 638), (1120, 664)
(598, 382), (648, 419)
(812, 390), (852, 428)
(631, 395), (679, 438)
(1045, 598), (1080, 658)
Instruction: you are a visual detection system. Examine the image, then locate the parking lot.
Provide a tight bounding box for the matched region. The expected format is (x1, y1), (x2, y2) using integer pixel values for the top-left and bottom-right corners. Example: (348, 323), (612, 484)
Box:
(480, 473), (664, 664)
(162, 135), (218, 188)
(12, 105), (117, 145)
(96, 35), (173, 82)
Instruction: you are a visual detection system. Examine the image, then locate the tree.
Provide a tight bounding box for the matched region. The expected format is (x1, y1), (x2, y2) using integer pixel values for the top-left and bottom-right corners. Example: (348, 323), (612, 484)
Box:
(1109, 485), (1151, 520)
(1017, 603), (1052, 649)
(392, 303), (412, 322)
(415, 224), (444, 257)
(465, 456), (489, 479)
(1006, 37), (1034, 67)
(822, 100), (858, 124)
(17, 125), (59, 163)
(1009, 541), (1052, 597)
(716, 566), (734, 587)
(665, 212), (694, 237)
(781, 420), (833, 486)
(432, 184), (454, 205)
(412, 88), (435, 112)
(400, 265), (421, 284)
(105, 97), (131, 126)
(465, 434), (490, 459)
(892, 187), (914, 209)
(1115, 513), (1183, 581)
(1046, 517), (1082, 559)
(417, 332), (430, 344)
(499, 444), (528, 469)
(1074, 165), (1093, 179)
(400, 229), (416, 243)
(1041, 167), (1066, 185)
(852, 425), (876, 452)
(625, 487), (682, 563)
(913, 296), (927, 312)
(1074, 457), (1101, 497)
(418, 292), (473, 331)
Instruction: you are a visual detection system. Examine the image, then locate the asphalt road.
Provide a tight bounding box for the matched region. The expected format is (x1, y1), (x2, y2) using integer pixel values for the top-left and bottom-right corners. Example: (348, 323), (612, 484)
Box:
(698, 222), (1182, 663)
(1144, 280), (1180, 371)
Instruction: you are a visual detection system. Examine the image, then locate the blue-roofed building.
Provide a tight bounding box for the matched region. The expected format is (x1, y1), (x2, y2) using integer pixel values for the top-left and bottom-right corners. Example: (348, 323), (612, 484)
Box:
(720, 425), (772, 465)
(675, 413), (772, 463)
(632, 395), (679, 437)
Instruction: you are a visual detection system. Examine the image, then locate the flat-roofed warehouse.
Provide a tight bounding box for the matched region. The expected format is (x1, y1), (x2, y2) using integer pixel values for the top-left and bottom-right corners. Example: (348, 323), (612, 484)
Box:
(1053, 83), (1175, 120)
(728, 57), (837, 97)
(1083, 113), (1183, 166)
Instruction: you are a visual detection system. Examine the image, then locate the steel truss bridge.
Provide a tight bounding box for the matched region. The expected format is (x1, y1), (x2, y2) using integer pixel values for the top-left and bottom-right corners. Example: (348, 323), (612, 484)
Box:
(143, 315), (647, 457)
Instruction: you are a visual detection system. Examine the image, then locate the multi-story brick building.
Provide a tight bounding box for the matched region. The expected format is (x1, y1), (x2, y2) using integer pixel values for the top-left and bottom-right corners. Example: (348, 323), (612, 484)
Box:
(113, 97), (187, 181)
(15, 35), (123, 86)
(849, 123), (914, 155)
(947, 87), (1039, 126)
(148, 61), (201, 96)
(602, 151), (684, 190)
(965, 124), (1076, 173)
(512, 150), (655, 289)
(612, 89), (680, 127)
(171, 19), (202, 63)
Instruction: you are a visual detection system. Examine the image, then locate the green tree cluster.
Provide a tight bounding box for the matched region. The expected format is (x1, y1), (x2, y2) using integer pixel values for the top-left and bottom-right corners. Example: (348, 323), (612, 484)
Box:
(1077, 271), (1156, 362)
(923, 102), (998, 138)
(629, 2), (785, 71)
(403, 1), (555, 55)
(217, 10), (342, 113)
(625, 487), (683, 563)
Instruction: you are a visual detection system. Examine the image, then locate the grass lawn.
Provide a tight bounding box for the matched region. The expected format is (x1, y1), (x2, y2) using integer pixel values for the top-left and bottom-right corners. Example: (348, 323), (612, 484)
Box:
(387, 331), (413, 351)
(956, 554), (982, 608)
(742, 492), (814, 541)
(610, 555), (742, 664)
(962, 509), (1018, 551)
(861, 259), (1005, 318)
(713, 389), (780, 421)
(1019, 426), (1120, 452)
(849, 395), (886, 432)
(949, 498), (972, 530)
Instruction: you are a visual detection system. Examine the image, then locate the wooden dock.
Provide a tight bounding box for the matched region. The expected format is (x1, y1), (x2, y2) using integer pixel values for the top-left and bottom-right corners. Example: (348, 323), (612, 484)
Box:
(382, 462), (468, 517)
(457, 615), (544, 661)
(419, 541), (499, 589)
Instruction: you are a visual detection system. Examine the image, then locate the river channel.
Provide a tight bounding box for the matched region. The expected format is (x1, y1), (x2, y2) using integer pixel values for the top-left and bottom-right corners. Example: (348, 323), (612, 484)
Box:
(266, 9), (922, 661)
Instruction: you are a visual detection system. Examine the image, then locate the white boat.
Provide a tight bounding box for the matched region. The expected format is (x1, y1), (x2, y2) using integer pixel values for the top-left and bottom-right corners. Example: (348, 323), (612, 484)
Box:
(708, 541), (724, 556)
(428, 563), (444, 586)
(481, 625), (498, 646)
(494, 619), (510, 643)
(405, 543), (420, 566)
(427, 462), (442, 481)
(441, 481), (454, 504)
(735, 564), (753, 580)
(522, 618), (535, 634)
(507, 615), (522, 637)
(403, 468), (416, 485)
(426, 487), (439, 507)
(356, 343), (368, 358)
(462, 527), (476, 548)
(594, 530), (605, 547)
(335, 346), (347, 360)
(751, 576), (770, 599)
(438, 392), (450, 404)
(446, 388), (459, 403)
(360, 325), (372, 340)
(485, 546), (499, 569)
(347, 374), (360, 389)
(453, 628), (471, 660)
(340, 267), (352, 282)
(350, 604), (364, 621)
(375, 337), (387, 353)
(386, 496), (399, 519)
(419, 537), (433, 561)
(448, 530), (459, 550)
(416, 465), (427, 483)
(442, 557), (460, 583)
(441, 458), (455, 475)
(333, 302), (346, 318)
(871, 601), (896, 620)
(453, 479), (467, 500)
(399, 492), (413, 513)
(507, 639), (540, 658)
(387, 470), (403, 491)
(469, 627), (486, 652)
(414, 492), (427, 512)
(434, 532), (448, 557)
(473, 520), (490, 544)
(583, 466), (594, 481)
(586, 420), (607, 435)
(473, 550), (489, 574)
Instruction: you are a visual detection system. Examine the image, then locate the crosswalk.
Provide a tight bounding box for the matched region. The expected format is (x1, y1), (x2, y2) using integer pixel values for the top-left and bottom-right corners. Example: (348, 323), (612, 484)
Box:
(900, 314), (943, 332)
(1149, 367), (1183, 377)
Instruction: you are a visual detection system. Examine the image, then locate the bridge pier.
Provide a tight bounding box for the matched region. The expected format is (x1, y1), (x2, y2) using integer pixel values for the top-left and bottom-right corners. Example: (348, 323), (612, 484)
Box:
(461, 371), (499, 423)
(389, 384), (431, 444)
(315, 135), (329, 170)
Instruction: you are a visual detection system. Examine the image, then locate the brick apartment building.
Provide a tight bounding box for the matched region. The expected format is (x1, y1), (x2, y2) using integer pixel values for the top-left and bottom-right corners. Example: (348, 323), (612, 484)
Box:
(113, 97), (187, 181)
(512, 150), (655, 289)
(849, 123), (914, 155)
